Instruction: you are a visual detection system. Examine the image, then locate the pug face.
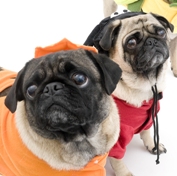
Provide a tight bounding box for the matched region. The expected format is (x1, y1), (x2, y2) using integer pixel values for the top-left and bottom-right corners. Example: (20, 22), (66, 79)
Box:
(5, 49), (122, 142)
(84, 12), (173, 77)
(112, 14), (170, 76)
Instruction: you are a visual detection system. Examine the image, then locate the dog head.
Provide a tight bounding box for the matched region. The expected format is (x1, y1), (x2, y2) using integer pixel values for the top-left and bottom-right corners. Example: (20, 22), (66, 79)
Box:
(5, 49), (122, 142)
(84, 12), (173, 77)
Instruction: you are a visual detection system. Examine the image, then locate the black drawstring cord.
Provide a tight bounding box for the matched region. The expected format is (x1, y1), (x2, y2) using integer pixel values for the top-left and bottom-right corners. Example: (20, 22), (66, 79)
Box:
(151, 84), (160, 164)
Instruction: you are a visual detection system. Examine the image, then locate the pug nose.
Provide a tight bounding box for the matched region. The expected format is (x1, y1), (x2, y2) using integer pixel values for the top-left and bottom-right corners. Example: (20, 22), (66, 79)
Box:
(43, 82), (64, 95)
(145, 38), (158, 48)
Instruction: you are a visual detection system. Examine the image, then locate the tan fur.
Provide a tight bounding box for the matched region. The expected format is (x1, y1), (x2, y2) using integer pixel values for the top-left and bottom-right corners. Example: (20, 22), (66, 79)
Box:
(109, 157), (133, 176)
(103, 0), (177, 77)
(110, 15), (169, 107)
(169, 32), (177, 77)
(103, 0), (117, 17)
(96, 13), (170, 176)
(15, 97), (120, 170)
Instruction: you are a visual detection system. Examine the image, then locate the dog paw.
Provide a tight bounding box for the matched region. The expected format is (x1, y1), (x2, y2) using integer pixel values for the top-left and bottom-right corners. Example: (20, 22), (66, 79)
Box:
(109, 157), (134, 176)
(146, 143), (167, 155)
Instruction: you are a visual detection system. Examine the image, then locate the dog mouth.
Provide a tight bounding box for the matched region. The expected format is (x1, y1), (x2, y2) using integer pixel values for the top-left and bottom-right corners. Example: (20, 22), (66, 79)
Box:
(35, 104), (97, 139)
(132, 42), (168, 74)
(136, 51), (165, 71)
(148, 52), (165, 67)
(44, 104), (83, 127)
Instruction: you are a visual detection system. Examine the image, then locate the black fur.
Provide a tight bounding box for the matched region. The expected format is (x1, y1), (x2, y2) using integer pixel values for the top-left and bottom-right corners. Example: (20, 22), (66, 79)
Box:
(5, 49), (122, 142)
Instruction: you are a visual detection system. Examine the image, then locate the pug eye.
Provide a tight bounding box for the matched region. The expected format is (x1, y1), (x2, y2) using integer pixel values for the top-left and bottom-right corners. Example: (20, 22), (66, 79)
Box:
(27, 85), (37, 99)
(157, 28), (166, 38)
(71, 73), (88, 86)
(127, 38), (137, 49)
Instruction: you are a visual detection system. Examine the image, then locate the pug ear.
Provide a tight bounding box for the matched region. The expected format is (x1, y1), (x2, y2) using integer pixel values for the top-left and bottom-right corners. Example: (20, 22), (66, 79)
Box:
(85, 50), (122, 95)
(99, 20), (121, 51)
(151, 13), (174, 32)
(84, 17), (121, 55)
(5, 68), (25, 113)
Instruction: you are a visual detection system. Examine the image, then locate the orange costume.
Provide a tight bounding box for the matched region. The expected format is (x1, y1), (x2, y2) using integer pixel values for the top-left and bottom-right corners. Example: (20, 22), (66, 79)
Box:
(0, 39), (108, 176)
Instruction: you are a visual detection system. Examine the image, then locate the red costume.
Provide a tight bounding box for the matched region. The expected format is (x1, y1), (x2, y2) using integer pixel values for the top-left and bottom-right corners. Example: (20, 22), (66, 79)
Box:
(109, 95), (161, 159)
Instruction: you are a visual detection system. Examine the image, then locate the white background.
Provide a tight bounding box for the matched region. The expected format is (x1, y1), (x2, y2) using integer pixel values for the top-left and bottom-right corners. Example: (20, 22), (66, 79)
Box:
(0, 1), (177, 176)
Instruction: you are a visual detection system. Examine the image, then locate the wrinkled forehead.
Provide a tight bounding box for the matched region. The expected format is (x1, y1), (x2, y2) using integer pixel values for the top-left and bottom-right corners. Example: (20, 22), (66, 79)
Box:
(24, 50), (100, 79)
(120, 14), (163, 35)
(53, 50), (99, 75)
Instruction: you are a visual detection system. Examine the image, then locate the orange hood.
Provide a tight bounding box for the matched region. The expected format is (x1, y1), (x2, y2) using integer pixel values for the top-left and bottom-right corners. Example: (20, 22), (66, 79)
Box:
(35, 38), (97, 58)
